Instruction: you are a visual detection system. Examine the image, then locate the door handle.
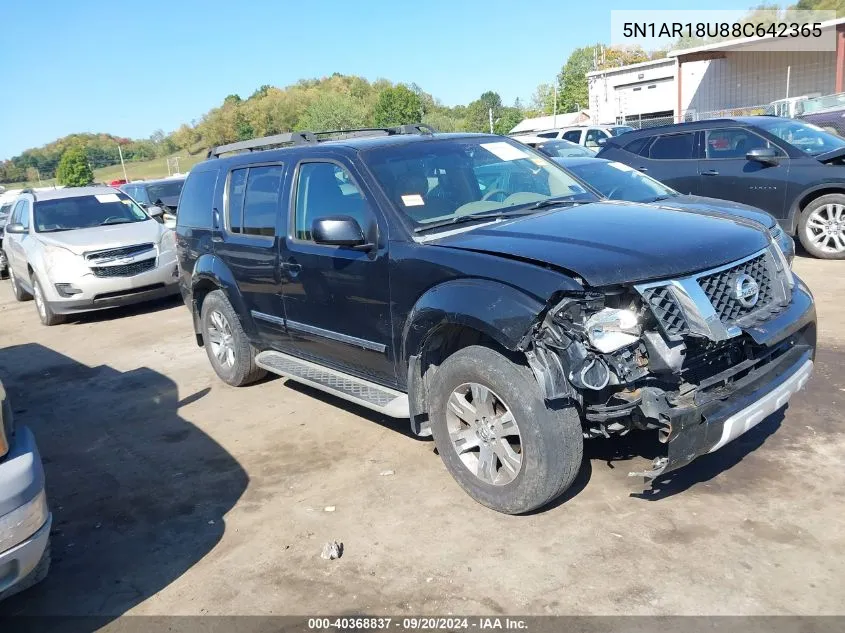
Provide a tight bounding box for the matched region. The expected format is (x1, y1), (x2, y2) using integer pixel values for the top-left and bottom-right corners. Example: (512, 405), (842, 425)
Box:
(636, 166), (648, 172)
(702, 170), (719, 176)
(281, 261), (302, 277)
(211, 236), (223, 243)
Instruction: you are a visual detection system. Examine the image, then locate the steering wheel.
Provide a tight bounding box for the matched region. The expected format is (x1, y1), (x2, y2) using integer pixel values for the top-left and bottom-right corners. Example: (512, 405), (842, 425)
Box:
(481, 188), (509, 202)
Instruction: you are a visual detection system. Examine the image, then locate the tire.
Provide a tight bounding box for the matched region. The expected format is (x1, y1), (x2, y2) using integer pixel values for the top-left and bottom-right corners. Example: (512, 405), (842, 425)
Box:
(200, 289), (266, 386)
(32, 276), (64, 326)
(798, 194), (845, 259)
(0, 539), (50, 601)
(9, 270), (32, 302)
(429, 345), (583, 514)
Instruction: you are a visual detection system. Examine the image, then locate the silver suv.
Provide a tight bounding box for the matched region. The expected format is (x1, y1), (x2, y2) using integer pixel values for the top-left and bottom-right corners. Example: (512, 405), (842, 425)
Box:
(2, 187), (179, 325)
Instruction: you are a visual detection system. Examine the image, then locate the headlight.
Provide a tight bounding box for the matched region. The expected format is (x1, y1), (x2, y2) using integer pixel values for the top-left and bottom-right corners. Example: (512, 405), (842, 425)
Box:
(771, 237), (795, 288)
(0, 488), (48, 553)
(159, 228), (176, 252)
(42, 243), (86, 277)
(585, 308), (641, 353)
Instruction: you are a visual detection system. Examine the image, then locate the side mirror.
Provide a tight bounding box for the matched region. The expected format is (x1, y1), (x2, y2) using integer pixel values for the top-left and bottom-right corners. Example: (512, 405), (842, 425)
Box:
(146, 205), (164, 218)
(596, 137), (608, 147)
(746, 147), (779, 165)
(311, 216), (372, 250)
(4, 223), (25, 234)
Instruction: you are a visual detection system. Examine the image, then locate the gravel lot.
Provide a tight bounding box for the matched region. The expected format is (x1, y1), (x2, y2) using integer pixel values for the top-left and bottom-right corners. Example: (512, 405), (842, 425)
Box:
(0, 254), (843, 620)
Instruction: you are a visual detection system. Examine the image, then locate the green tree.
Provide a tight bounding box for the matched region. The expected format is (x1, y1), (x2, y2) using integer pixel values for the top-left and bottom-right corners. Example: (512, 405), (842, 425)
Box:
(373, 85), (424, 127)
(493, 107), (524, 135)
(297, 92), (368, 131)
(557, 45), (598, 113)
(55, 147), (94, 186)
(792, 0), (845, 14)
(465, 91), (504, 132)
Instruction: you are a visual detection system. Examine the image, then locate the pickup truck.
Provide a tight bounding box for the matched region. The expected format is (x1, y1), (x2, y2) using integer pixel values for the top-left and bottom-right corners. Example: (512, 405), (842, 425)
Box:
(176, 126), (816, 514)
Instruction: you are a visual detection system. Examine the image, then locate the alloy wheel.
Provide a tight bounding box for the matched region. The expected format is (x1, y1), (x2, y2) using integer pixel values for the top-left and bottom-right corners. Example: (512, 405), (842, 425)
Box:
(806, 203), (845, 254)
(33, 282), (46, 319)
(446, 382), (523, 485)
(207, 310), (235, 368)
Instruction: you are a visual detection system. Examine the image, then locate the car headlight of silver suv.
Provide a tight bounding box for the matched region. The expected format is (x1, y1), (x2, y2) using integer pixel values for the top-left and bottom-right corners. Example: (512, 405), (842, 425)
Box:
(584, 308), (641, 353)
(42, 243), (87, 277)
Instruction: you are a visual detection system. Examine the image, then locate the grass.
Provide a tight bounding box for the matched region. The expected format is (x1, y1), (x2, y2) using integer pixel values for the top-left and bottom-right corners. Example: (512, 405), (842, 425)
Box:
(1, 152), (207, 190)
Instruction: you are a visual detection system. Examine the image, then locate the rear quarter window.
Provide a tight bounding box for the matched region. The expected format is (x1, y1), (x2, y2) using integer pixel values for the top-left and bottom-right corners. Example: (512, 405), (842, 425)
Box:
(177, 169), (219, 228)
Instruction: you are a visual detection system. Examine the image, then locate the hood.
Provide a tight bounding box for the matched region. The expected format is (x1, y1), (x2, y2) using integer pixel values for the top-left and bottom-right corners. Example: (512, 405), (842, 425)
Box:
(815, 146), (845, 164)
(36, 219), (165, 256)
(651, 195), (776, 229)
(432, 201), (770, 286)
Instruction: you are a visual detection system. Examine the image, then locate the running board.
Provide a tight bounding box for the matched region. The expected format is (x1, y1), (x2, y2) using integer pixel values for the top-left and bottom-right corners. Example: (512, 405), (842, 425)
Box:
(255, 350), (410, 418)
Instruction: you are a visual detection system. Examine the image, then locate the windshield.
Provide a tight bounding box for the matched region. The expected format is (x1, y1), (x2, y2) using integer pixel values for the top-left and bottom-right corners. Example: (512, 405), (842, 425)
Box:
(145, 180), (185, 204)
(754, 118), (845, 156)
(564, 160), (678, 203)
(536, 140), (594, 158)
(0, 202), (12, 224)
(362, 137), (597, 229)
(609, 126), (635, 136)
(34, 192), (149, 232)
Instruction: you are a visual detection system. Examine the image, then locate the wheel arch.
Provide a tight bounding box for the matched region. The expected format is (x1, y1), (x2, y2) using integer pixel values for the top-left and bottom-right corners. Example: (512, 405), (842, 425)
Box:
(190, 254), (255, 346)
(789, 185), (845, 234)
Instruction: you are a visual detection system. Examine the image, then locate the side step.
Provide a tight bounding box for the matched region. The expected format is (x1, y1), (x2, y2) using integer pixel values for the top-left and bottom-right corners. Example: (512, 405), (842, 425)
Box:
(255, 350), (410, 418)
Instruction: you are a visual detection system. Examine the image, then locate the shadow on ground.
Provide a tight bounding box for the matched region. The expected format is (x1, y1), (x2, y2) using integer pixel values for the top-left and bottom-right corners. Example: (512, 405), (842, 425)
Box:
(0, 343), (247, 624)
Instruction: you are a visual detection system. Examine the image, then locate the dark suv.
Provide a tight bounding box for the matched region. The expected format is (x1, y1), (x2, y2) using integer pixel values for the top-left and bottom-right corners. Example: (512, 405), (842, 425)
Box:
(176, 126), (816, 514)
(596, 116), (845, 259)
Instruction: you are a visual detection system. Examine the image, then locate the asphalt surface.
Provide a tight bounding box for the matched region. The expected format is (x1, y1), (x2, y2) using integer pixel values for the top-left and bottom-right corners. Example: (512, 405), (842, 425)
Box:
(0, 253), (842, 619)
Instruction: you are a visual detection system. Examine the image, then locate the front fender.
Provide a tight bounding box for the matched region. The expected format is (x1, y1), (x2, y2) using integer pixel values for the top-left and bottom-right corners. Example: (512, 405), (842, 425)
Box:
(401, 278), (545, 361)
(191, 255), (256, 340)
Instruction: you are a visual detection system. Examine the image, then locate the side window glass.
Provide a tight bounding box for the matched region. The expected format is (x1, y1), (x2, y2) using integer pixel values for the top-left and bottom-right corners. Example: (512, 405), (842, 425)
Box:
(242, 165), (283, 237)
(624, 136), (651, 156)
(19, 201), (30, 229)
(134, 186), (150, 205)
(538, 131), (559, 139)
(585, 129), (605, 148)
(227, 168), (248, 233)
(648, 133), (696, 160)
(176, 170), (218, 229)
(294, 162), (369, 242)
(10, 201), (24, 225)
(705, 128), (779, 159)
(562, 130), (582, 143)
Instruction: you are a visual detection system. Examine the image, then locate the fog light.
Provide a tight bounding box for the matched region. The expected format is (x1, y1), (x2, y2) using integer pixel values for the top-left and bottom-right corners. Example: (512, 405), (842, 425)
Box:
(172, 265), (179, 279)
(0, 489), (48, 553)
(54, 283), (82, 297)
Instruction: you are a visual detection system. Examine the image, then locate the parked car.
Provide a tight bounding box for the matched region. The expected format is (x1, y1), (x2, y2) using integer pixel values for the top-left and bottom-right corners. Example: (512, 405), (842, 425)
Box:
(0, 190), (21, 279)
(534, 125), (634, 149)
(764, 94), (821, 118)
(596, 116), (845, 259)
(2, 187), (179, 326)
(0, 379), (51, 601)
(553, 156), (795, 263)
(120, 176), (186, 229)
(177, 127), (814, 514)
(511, 135), (596, 158)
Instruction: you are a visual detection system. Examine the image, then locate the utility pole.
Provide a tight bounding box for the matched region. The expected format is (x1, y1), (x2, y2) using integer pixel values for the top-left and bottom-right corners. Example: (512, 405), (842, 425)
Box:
(553, 82), (558, 128)
(488, 107), (494, 134)
(117, 144), (129, 183)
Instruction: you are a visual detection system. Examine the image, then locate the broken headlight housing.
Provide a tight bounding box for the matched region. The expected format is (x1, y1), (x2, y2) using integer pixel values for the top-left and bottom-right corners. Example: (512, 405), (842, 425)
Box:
(585, 308), (641, 353)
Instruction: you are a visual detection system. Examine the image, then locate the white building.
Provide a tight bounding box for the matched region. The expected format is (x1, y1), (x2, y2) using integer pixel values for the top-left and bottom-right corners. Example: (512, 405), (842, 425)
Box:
(509, 110), (591, 134)
(587, 17), (845, 126)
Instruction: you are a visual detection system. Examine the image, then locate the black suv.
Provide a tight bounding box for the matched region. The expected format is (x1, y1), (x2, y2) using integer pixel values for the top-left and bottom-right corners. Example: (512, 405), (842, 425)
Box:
(176, 126), (816, 514)
(596, 116), (845, 260)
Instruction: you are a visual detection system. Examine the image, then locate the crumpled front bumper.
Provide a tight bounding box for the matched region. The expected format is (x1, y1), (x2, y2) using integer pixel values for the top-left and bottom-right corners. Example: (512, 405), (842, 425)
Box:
(638, 277), (816, 479)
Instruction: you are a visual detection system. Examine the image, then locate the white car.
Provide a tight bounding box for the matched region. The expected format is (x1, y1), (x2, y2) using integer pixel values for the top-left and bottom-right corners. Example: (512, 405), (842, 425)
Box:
(531, 125), (635, 150)
(2, 187), (179, 325)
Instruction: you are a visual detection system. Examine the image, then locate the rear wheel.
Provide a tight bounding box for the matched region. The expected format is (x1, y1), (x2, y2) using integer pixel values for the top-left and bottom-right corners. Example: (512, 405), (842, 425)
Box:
(799, 194), (845, 259)
(32, 276), (64, 326)
(429, 345), (583, 514)
(200, 290), (266, 386)
(9, 270), (31, 301)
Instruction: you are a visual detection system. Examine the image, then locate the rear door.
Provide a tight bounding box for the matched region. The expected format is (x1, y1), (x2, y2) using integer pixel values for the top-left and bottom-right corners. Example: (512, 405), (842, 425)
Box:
(632, 130), (701, 193)
(214, 162), (288, 346)
(697, 126), (789, 218)
(5, 200), (29, 278)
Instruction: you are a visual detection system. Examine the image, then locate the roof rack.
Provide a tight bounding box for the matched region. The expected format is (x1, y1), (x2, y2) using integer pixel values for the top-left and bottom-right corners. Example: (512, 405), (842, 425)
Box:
(207, 124), (437, 158)
(21, 188), (37, 200)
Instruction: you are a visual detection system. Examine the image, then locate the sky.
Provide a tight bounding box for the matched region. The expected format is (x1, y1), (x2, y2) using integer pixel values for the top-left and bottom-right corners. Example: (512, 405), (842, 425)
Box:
(0, 0), (755, 160)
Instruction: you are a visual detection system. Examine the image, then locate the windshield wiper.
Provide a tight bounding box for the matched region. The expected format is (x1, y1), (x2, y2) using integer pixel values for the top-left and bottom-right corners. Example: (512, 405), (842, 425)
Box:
(527, 196), (592, 211)
(100, 218), (133, 225)
(414, 209), (535, 234)
(649, 194), (678, 202)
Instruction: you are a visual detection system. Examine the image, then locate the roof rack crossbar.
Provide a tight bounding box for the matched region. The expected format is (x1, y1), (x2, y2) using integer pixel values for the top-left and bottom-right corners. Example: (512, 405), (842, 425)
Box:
(207, 124), (437, 158)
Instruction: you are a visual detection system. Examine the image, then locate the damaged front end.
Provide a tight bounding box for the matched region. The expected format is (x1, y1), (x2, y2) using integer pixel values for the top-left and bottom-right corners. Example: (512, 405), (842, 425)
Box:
(525, 242), (816, 479)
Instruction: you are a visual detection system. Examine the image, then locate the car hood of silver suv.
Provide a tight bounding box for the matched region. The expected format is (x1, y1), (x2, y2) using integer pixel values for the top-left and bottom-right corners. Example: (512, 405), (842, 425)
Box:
(35, 219), (169, 255)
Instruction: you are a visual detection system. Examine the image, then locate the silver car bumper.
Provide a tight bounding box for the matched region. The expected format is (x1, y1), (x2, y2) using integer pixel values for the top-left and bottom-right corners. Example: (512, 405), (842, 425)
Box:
(42, 250), (180, 314)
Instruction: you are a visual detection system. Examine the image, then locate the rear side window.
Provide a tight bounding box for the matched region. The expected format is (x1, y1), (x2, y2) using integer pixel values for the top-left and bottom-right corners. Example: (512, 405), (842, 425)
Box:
(18, 201), (30, 229)
(648, 133), (696, 160)
(226, 165), (283, 237)
(624, 136), (652, 156)
(538, 131), (559, 139)
(562, 130), (582, 143)
(176, 170), (218, 228)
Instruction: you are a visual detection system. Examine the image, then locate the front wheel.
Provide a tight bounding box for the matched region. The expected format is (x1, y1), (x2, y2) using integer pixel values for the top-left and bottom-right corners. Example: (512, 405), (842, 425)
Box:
(9, 271), (32, 302)
(429, 345), (584, 514)
(799, 194), (845, 259)
(32, 276), (64, 326)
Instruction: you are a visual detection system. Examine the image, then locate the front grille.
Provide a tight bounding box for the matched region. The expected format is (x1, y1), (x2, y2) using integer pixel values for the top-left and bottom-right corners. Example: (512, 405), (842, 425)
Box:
(91, 259), (156, 278)
(642, 285), (689, 337)
(697, 253), (774, 324)
(85, 243), (155, 262)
